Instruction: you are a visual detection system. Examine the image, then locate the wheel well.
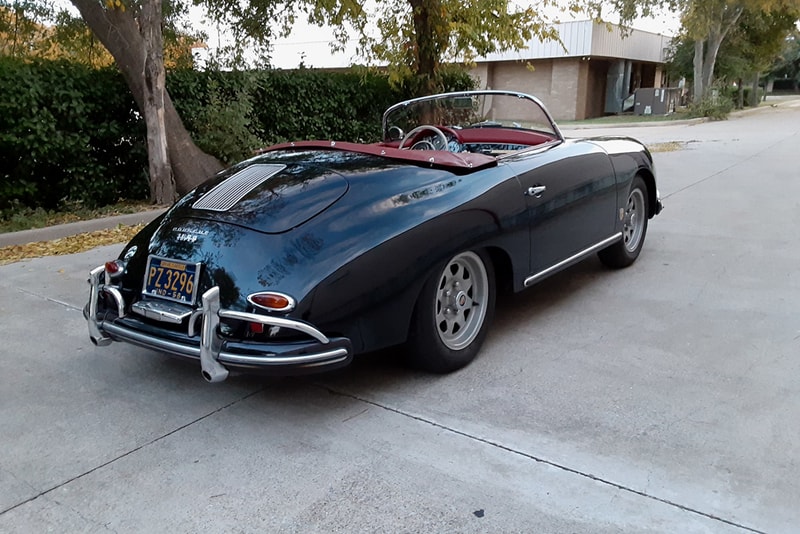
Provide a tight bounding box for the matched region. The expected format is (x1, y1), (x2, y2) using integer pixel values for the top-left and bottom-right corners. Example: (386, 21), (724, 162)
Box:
(637, 169), (658, 218)
(485, 246), (514, 295)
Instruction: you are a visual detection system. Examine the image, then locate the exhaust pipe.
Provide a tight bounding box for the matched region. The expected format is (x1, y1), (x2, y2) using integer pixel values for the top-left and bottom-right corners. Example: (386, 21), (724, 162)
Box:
(90, 333), (113, 347)
(199, 287), (229, 383)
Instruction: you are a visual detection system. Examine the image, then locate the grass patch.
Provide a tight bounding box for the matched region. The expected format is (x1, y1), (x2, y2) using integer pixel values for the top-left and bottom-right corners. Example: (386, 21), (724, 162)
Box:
(0, 201), (160, 234)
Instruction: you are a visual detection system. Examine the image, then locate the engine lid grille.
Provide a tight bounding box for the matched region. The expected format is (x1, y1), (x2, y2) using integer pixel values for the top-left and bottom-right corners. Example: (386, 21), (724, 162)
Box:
(193, 164), (286, 212)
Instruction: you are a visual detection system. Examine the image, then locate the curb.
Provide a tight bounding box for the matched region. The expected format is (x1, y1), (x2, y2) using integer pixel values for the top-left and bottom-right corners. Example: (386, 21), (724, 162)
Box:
(0, 208), (167, 248)
(562, 94), (800, 130)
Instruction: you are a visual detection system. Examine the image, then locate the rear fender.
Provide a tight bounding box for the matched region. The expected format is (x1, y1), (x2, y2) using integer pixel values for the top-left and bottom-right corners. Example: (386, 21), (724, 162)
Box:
(312, 207), (514, 353)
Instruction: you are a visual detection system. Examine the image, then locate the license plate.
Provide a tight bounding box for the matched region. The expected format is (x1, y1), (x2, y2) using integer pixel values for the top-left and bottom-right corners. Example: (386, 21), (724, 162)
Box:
(143, 256), (201, 305)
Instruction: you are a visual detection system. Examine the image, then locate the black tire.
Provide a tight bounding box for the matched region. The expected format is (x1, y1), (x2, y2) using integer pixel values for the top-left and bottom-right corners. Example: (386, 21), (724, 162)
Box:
(599, 175), (649, 269)
(406, 250), (496, 373)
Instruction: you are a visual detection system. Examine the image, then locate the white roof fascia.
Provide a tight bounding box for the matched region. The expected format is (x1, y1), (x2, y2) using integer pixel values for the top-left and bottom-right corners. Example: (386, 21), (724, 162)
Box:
(478, 20), (671, 64)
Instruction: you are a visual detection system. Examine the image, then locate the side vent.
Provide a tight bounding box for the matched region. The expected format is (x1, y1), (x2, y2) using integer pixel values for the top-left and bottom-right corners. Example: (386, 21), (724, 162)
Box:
(193, 164), (286, 212)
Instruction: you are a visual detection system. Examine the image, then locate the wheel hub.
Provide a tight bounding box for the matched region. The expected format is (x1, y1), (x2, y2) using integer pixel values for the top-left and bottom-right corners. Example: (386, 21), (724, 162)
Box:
(434, 252), (490, 351)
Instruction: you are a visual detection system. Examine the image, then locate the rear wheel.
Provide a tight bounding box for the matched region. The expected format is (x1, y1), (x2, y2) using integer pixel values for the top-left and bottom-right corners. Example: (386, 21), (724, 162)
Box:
(407, 250), (495, 373)
(599, 176), (649, 268)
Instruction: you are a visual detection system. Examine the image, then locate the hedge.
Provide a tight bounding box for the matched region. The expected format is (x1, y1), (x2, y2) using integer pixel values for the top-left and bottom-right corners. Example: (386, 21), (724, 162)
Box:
(0, 58), (148, 215)
(0, 57), (474, 217)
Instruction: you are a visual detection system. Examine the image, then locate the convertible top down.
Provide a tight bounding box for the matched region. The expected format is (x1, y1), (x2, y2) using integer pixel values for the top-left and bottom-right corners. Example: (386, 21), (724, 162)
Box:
(86, 90), (662, 382)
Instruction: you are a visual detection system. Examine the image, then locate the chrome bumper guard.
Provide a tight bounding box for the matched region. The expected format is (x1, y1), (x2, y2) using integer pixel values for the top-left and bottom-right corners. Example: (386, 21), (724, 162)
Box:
(86, 266), (351, 382)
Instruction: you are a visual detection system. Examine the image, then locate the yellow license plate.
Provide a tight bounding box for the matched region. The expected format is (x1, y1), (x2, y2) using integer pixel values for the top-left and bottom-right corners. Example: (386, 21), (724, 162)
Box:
(143, 256), (200, 304)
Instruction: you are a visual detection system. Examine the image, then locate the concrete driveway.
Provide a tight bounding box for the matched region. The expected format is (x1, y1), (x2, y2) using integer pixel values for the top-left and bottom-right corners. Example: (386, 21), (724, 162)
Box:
(2, 98), (799, 533)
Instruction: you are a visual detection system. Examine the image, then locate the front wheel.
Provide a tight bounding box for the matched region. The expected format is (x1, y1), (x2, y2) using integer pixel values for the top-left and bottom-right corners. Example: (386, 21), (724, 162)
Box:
(599, 175), (649, 268)
(406, 250), (496, 373)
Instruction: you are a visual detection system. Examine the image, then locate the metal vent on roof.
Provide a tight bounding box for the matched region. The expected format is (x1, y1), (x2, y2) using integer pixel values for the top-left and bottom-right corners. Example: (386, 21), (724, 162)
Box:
(193, 164), (286, 212)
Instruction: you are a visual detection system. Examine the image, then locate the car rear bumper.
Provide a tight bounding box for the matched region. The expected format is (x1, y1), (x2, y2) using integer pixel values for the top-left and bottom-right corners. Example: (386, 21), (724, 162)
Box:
(86, 266), (353, 381)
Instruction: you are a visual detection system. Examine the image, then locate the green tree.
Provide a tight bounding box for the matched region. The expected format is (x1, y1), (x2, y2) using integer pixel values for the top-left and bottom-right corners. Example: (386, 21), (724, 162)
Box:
(609, 0), (800, 102)
(767, 28), (800, 90)
(666, 7), (798, 105)
(200, 0), (588, 94)
(723, 8), (798, 106)
(0, 1), (58, 58)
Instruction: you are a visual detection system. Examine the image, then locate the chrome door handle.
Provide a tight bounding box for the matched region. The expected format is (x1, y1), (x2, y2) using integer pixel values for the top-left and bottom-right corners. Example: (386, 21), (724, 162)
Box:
(525, 185), (546, 198)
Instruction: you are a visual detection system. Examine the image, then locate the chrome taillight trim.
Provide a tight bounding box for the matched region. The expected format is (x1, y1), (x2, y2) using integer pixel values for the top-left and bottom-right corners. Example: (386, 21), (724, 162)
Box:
(247, 292), (296, 313)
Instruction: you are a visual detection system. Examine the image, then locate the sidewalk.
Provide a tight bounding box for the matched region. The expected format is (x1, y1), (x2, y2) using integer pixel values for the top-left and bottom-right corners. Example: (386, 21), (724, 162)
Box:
(0, 208), (167, 248)
(563, 93), (800, 129)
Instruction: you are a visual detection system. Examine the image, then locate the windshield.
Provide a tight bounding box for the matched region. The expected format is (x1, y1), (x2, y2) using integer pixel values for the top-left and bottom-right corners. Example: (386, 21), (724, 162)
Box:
(382, 91), (561, 143)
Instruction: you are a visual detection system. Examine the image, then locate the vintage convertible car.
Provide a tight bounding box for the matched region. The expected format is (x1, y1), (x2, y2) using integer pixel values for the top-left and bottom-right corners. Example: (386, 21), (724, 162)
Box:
(86, 90), (662, 382)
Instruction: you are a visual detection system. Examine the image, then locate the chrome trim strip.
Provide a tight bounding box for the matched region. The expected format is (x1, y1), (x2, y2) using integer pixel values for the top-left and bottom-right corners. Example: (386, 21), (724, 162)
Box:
(104, 321), (198, 357)
(103, 286), (126, 319)
(101, 322), (348, 366)
(524, 233), (622, 287)
(131, 300), (193, 324)
(221, 348), (350, 366)
(219, 310), (330, 344)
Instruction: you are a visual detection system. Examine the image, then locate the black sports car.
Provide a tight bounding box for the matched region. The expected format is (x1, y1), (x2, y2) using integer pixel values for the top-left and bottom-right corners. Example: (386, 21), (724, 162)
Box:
(86, 90), (662, 382)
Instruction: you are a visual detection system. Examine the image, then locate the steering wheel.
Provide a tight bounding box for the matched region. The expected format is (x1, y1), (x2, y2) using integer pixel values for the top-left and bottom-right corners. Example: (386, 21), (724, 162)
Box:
(398, 125), (449, 151)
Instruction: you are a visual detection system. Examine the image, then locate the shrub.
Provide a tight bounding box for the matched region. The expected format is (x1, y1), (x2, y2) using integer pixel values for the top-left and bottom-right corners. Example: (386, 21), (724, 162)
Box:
(0, 57), (148, 216)
(685, 91), (734, 120)
(2, 58), (476, 219)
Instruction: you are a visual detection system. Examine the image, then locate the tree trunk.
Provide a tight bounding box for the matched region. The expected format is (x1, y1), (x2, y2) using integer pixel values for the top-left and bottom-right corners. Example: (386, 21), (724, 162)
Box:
(140, 0), (173, 204)
(689, 4), (744, 104)
(737, 78), (744, 109)
(408, 0), (447, 95)
(751, 73), (760, 107)
(70, 0), (223, 200)
(693, 40), (704, 103)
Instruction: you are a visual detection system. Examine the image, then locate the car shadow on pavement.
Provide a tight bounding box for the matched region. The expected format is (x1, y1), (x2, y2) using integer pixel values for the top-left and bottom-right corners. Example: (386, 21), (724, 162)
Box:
(140, 255), (616, 397)
(282, 256), (612, 394)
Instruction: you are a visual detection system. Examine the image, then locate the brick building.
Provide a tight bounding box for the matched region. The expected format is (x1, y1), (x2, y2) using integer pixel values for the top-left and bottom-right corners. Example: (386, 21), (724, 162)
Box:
(470, 21), (672, 120)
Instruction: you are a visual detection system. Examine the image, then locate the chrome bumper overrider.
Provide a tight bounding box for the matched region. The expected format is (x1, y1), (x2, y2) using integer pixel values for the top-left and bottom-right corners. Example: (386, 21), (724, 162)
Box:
(86, 265), (351, 382)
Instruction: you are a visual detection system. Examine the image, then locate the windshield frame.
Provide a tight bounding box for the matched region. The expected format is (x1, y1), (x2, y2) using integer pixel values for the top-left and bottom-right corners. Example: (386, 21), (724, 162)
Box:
(381, 90), (564, 144)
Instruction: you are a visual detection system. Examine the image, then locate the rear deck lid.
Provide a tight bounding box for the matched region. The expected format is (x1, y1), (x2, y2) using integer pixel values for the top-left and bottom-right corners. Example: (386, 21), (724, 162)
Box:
(186, 162), (348, 234)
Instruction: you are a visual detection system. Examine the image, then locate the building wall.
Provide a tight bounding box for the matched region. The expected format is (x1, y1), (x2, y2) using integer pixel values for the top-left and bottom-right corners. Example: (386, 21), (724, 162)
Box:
(469, 20), (671, 121)
(585, 60), (609, 119)
(471, 56), (668, 120)
(470, 58), (597, 120)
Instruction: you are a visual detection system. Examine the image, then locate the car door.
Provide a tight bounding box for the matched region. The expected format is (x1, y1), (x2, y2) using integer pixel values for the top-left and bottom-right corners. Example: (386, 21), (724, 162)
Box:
(506, 141), (618, 277)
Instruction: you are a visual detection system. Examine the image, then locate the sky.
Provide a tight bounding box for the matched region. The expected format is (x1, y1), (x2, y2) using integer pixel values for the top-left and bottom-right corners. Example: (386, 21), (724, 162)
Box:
(263, 4), (681, 69)
(192, 3), (681, 70)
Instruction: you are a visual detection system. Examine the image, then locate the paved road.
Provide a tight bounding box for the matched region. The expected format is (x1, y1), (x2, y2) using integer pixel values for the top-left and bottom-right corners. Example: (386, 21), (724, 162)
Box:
(2, 99), (799, 533)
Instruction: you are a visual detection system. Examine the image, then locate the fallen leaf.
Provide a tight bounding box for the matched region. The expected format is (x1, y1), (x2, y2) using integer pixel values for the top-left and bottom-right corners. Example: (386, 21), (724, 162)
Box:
(0, 224), (144, 266)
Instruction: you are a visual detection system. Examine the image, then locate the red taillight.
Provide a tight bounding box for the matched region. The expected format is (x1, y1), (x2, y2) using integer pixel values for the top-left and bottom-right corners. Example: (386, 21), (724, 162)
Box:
(249, 322), (265, 334)
(104, 260), (123, 276)
(247, 292), (295, 312)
